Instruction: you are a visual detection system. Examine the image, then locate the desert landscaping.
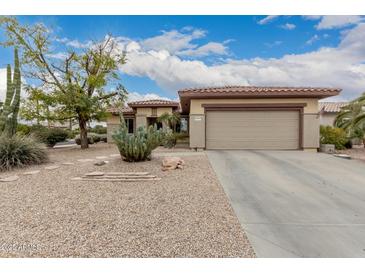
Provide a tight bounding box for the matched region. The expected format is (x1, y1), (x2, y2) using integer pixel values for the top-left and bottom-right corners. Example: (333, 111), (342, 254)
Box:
(0, 143), (255, 257)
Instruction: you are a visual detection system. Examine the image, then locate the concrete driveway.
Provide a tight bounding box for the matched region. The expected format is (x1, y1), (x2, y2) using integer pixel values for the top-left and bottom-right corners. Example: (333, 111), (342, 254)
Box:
(206, 150), (365, 257)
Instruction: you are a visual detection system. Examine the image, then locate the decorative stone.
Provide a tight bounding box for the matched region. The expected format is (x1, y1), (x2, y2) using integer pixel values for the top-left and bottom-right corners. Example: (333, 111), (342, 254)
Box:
(162, 156), (185, 171)
(85, 171), (105, 177)
(333, 154), (351, 160)
(77, 159), (94, 162)
(94, 161), (107, 166)
(320, 144), (335, 154)
(0, 175), (19, 182)
(44, 165), (60, 170)
(62, 162), (74, 165)
(23, 170), (40, 175)
(109, 154), (120, 158)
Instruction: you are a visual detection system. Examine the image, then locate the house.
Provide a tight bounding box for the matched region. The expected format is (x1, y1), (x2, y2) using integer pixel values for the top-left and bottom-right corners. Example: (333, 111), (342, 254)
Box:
(107, 86), (341, 150)
(106, 99), (181, 142)
(318, 102), (348, 126)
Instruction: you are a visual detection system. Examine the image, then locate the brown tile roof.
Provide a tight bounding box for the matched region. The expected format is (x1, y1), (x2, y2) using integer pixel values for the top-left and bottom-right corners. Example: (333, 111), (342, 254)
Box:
(179, 86), (341, 98)
(107, 106), (134, 114)
(179, 86), (341, 113)
(127, 99), (180, 108)
(319, 102), (348, 113)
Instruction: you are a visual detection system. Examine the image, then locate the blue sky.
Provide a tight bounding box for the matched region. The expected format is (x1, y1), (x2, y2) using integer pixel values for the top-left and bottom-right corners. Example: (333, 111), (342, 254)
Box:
(1, 15), (365, 101)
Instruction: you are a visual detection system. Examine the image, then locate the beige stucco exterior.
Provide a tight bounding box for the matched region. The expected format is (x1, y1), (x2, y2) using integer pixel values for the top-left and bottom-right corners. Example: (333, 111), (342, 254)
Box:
(107, 106), (175, 142)
(319, 112), (337, 126)
(189, 98), (320, 150)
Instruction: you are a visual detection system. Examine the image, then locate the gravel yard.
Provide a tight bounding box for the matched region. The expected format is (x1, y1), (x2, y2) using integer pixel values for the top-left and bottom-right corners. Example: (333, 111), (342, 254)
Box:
(339, 147), (365, 162)
(0, 143), (254, 257)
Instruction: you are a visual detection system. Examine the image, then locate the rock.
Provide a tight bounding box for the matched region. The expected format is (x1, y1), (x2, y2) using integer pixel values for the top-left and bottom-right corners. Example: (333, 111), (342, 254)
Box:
(333, 154), (351, 160)
(94, 161), (106, 166)
(0, 175), (19, 182)
(85, 171), (105, 177)
(62, 162), (74, 165)
(320, 144), (335, 154)
(23, 170), (40, 175)
(77, 159), (94, 162)
(162, 156), (185, 171)
(109, 154), (120, 158)
(44, 165), (60, 170)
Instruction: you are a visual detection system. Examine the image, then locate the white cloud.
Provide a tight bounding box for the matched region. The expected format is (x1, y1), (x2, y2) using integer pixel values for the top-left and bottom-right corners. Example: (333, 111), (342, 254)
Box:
(306, 34), (320, 45)
(0, 68), (26, 103)
(303, 15), (364, 30)
(141, 29), (205, 54)
(280, 23), (296, 30)
(55, 37), (93, 49)
(317, 16), (363, 30)
(127, 91), (174, 102)
(47, 52), (68, 59)
(178, 42), (229, 57)
(258, 16), (279, 25)
(0, 68), (6, 102)
(116, 23), (365, 100)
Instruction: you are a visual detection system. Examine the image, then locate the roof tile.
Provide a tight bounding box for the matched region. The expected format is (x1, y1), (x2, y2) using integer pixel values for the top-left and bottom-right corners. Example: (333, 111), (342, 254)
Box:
(319, 102), (348, 113)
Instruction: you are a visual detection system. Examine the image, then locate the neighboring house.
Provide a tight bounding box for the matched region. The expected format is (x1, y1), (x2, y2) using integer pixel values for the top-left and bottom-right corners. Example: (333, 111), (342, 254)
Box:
(106, 99), (181, 142)
(318, 102), (348, 126)
(108, 86), (341, 150)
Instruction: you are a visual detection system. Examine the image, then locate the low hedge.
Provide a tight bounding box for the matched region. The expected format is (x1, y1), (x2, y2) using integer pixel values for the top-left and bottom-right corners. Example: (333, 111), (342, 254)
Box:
(320, 125), (348, 150)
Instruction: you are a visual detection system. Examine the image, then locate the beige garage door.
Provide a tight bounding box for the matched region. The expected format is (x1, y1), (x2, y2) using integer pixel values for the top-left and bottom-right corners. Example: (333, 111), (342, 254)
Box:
(206, 110), (300, 149)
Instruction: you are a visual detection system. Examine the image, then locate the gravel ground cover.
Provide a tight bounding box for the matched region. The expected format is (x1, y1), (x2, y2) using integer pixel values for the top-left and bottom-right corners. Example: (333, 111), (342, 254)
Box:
(339, 148), (365, 162)
(0, 143), (254, 257)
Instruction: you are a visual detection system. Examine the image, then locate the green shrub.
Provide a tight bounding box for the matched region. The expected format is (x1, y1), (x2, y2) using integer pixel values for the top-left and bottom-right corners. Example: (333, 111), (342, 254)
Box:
(99, 134), (107, 143)
(17, 123), (31, 135)
(75, 134), (95, 145)
(25, 126), (68, 147)
(0, 134), (48, 171)
(89, 125), (107, 134)
(90, 133), (101, 143)
(112, 125), (162, 162)
(28, 125), (49, 142)
(42, 128), (69, 147)
(161, 129), (177, 148)
(320, 125), (348, 149)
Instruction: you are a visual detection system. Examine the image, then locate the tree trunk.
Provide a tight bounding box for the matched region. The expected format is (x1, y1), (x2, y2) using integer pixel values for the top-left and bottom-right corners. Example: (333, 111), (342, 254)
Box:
(79, 116), (89, 149)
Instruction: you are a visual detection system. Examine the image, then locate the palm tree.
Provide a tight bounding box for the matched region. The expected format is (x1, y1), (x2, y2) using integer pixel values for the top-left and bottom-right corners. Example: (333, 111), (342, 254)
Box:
(334, 95), (365, 140)
(157, 112), (180, 132)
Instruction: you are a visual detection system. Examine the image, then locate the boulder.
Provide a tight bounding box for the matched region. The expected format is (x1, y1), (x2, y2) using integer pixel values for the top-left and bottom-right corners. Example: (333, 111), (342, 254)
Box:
(162, 157), (185, 171)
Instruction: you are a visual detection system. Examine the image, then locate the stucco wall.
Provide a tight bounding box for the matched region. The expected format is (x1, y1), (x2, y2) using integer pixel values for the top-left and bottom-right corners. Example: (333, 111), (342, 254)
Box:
(319, 113), (337, 126)
(189, 98), (320, 149)
(157, 107), (173, 116)
(136, 114), (147, 129)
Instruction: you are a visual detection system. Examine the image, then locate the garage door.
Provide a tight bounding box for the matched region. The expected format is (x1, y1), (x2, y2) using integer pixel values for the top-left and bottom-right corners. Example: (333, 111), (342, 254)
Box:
(206, 110), (300, 149)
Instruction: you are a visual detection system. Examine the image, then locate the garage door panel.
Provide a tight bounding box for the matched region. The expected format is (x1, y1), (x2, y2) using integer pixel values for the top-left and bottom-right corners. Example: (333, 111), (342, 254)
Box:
(206, 110), (300, 150)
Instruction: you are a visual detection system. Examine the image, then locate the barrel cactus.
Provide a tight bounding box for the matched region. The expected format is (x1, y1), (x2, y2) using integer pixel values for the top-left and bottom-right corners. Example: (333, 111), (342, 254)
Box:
(0, 48), (21, 136)
(112, 124), (163, 162)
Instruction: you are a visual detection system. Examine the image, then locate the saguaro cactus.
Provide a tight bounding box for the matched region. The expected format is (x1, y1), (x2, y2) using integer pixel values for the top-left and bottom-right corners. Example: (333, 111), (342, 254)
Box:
(0, 48), (21, 136)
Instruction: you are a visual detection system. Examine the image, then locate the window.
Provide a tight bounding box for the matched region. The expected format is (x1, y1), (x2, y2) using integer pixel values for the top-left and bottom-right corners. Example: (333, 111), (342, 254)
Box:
(124, 118), (134, 134)
(180, 118), (188, 133)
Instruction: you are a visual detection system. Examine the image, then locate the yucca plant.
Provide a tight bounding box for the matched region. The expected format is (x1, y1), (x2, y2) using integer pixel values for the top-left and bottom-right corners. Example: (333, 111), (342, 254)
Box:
(0, 134), (48, 171)
(112, 124), (163, 162)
